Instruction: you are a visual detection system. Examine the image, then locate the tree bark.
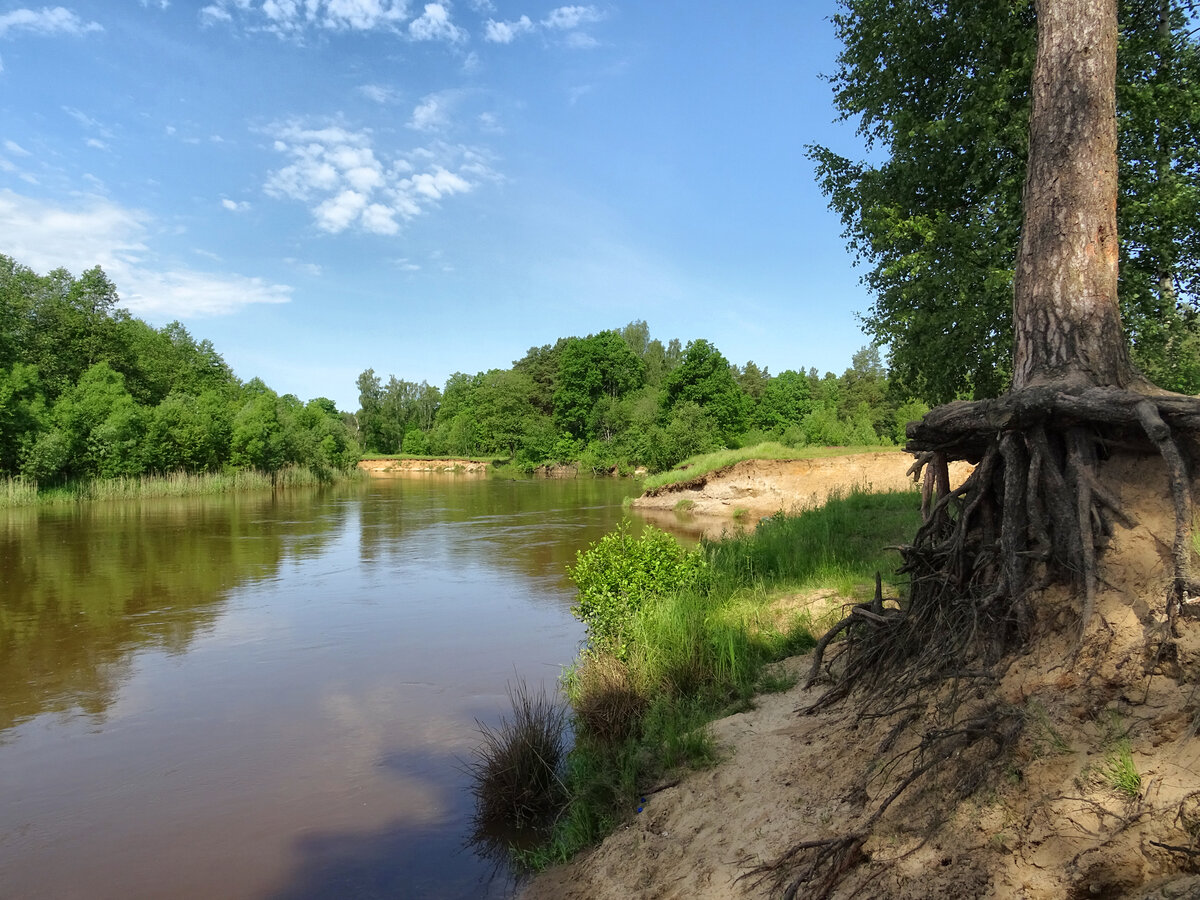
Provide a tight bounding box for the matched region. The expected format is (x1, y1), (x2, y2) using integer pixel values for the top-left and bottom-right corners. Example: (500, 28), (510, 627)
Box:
(1012, 0), (1134, 390)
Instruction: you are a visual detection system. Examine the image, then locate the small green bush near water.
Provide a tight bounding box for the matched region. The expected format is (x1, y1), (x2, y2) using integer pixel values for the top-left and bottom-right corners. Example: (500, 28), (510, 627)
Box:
(568, 521), (707, 658)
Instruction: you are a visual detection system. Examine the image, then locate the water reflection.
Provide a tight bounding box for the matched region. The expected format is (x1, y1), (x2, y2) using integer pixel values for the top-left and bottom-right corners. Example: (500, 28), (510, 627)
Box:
(0, 489), (350, 733)
(0, 476), (642, 900)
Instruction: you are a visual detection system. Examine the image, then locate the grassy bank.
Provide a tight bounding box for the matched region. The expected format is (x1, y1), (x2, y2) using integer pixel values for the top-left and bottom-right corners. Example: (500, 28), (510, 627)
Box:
(640, 442), (904, 492)
(486, 488), (923, 869)
(0, 467), (363, 509)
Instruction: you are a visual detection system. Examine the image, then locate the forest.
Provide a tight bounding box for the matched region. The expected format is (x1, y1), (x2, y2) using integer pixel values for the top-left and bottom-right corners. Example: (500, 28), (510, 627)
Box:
(353, 323), (930, 473)
(0, 255), (360, 485)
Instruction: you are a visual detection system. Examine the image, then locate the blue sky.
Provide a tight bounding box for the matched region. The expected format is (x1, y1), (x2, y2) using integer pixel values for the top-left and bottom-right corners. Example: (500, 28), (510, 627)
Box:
(0, 1), (872, 411)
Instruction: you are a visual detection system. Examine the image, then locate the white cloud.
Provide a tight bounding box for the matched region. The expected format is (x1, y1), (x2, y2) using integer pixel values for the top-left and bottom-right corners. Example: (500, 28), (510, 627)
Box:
(221, 198), (251, 211)
(4, 139), (30, 156)
(408, 93), (450, 132)
(201, 0), (425, 38)
(263, 118), (493, 235)
(407, 3), (463, 42)
(542, 5), (602, 30)
(199, 5), (232, 24)
(0, 6), (103, 38)
(0, 189), (291, 316)
(483, 14), (531, 43)
(284, 257), (322, 276)
(563, 29), (597, 48)
(358, 83), (398, 104)
(84, 137), (107, 150)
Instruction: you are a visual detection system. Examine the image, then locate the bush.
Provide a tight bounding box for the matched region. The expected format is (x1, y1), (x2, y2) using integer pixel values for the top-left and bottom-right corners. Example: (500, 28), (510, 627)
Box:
(568, 522), (706, 657)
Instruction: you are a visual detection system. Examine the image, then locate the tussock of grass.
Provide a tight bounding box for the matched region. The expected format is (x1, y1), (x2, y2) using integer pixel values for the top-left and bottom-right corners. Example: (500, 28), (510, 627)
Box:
(642, 442), (900, 492)
(0, 467), (361, 509)
(467, 680), (568, 831)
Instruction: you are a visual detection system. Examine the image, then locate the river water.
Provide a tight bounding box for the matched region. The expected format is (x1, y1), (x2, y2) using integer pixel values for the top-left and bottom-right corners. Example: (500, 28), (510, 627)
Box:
(0, 474), (648, 899)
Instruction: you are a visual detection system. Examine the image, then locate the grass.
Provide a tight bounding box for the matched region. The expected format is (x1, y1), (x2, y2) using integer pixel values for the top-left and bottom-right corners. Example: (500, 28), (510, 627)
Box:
(467, 680), (568, 831)
(1100, 710), (1142, 799)
(641, 442), (901, 492)
(0, 467), (362, 509)
(508, 486), (922, 870)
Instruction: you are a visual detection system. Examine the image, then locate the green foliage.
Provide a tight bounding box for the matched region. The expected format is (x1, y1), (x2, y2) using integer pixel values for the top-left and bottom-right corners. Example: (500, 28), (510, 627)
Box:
(365, 326), (924, 473)
(568, 522), (707, 657)
(525, 490), (919, 870)
(660, 339), (747, 442)
(813, 0), (1200, 402)
(554, 331), (645, 440)
(0, 254), (359, 493)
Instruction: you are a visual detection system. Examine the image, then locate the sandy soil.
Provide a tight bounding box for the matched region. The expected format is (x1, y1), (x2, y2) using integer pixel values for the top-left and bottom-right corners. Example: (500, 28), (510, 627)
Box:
(522, 451), (1200, 900)
(357, 457), (491, 473)
(632, 452), (974, 539)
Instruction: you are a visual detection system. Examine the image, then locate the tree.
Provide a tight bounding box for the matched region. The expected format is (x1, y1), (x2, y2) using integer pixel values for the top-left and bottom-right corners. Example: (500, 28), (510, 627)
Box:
(660, 339), (747, 443)
(554, 331), (645, 440)
(812, 0), (1200, 403)
(809, 0), (1200, 701)
(768, 5), (1200, 892)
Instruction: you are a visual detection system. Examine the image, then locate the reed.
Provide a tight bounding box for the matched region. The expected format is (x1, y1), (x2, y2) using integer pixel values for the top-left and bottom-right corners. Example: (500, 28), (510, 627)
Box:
(0, 467), (362, 508)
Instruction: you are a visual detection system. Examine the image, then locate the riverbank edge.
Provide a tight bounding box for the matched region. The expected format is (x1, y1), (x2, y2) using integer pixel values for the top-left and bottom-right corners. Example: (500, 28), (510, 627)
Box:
(0, 466), (362, 509)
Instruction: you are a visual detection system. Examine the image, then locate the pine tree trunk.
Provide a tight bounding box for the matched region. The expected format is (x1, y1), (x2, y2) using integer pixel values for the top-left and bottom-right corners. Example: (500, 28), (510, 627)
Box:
(1012, 0), (1134, 390)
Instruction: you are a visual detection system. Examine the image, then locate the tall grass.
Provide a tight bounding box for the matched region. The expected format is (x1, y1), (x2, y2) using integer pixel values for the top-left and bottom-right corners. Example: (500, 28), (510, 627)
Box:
(0, 467), (362, 509)
(641, 442), (902, 491)
(515, 487), (922, 870)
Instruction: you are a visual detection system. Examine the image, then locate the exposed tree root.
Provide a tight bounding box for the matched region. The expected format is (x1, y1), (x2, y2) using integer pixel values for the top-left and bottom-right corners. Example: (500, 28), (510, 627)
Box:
(744, 705), (1022, 900)
(764, 383), (1200, 896)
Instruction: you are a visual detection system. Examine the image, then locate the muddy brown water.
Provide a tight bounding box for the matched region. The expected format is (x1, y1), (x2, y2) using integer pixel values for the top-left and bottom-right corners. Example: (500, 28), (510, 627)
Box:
(0, 474), (655, 899)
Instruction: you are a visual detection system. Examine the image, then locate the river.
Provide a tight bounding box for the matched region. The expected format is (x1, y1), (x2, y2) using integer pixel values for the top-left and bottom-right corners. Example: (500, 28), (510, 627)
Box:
(0, 474), (650, 899)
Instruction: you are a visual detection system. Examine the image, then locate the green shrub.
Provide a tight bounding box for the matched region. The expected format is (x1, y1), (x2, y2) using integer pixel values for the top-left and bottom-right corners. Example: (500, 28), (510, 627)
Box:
(568, 521), (706, 657)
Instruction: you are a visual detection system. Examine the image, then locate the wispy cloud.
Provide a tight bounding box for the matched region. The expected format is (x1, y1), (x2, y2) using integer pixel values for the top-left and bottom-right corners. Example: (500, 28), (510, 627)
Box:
(542, 5), (603, 30)
(407, 90), (462, 132)
(0, 6), (103, 38)
(483, 5), (603, 46)
(4, 139), (30, 157)
(199, 0), (466, 43)
(263, 118), (492, 236)
(0, 189), (291, 316)
(221, 198), (251, 211)
(358, 83), (399, 104)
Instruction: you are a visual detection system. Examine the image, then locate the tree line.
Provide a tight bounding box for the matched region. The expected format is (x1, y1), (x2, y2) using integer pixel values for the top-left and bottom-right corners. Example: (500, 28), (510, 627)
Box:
(0, 255), (360, 484)
(354, 321), (930, 472)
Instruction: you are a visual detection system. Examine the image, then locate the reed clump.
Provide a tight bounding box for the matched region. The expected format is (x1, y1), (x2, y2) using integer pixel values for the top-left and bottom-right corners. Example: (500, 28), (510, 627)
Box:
(467, 680), (568, 832)
(0, 467), (362, 509)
